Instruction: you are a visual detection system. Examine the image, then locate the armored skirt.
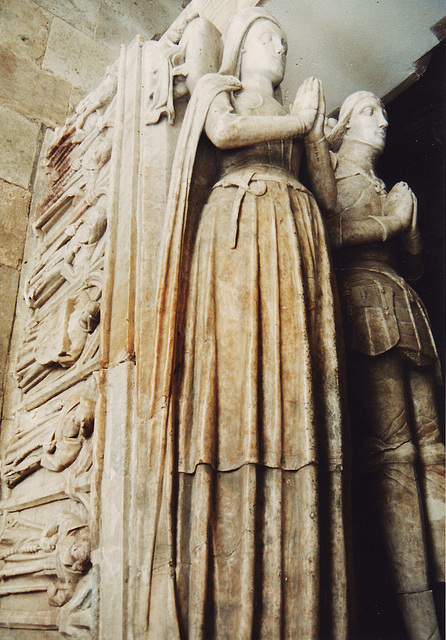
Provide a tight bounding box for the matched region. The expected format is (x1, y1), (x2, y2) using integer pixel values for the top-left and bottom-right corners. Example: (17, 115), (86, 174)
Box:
(169, 161), (349, 639)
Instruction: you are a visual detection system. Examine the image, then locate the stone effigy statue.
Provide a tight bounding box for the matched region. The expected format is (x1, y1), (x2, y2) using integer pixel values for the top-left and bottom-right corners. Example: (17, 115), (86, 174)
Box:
(134, 8), (350, 639)
(326, 91), (445, 640)
(2, 5), (442, 638)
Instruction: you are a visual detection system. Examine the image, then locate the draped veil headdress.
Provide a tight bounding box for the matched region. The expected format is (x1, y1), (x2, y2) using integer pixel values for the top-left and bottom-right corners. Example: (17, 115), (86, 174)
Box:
(327, 90), (384, 151)
(219, 6), (283, 77)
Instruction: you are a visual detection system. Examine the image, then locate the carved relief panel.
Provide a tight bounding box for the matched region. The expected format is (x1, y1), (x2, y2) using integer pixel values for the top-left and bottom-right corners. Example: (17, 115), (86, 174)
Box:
(0, 9), (211, 633)
(0, 60), (118, 638)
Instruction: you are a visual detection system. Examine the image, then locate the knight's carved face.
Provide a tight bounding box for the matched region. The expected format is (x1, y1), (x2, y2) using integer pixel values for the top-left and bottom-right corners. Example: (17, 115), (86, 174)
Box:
(240, 19), (287, 87)
(346, 97), (388, 151)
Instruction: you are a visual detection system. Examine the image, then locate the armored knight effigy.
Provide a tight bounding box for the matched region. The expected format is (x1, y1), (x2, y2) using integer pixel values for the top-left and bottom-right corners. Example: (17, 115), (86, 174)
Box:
(325, 92), (444, 640)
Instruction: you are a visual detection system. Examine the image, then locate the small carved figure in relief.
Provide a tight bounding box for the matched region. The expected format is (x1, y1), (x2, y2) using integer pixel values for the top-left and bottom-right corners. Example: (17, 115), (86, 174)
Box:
(326, 91), (445, 640)
(145, 15), (222, 125)
(25, 197), (107, 309)
(17, 193), (105, 393)
(41, 394), (95, 472)
(76, 124), (114, 202)
(0, 512), (90, 608)
(3, 392), (95, 486)
(16, 284), (101, 392)
(40, 513), (91, 607)
(52, 65), (118, 148)
(46, 65), (117, 207)
(137, 8), (349, 638)
(72, 65), (118, 138)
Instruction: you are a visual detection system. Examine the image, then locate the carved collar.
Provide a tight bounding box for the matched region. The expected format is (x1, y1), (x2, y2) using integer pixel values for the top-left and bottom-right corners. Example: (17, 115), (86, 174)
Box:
(335, 155), (386, 195)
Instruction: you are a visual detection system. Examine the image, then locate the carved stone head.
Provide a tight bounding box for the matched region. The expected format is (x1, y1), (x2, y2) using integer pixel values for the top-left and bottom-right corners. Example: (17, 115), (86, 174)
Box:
(219, 7), (285, 82)
(327, 90), (388, 152)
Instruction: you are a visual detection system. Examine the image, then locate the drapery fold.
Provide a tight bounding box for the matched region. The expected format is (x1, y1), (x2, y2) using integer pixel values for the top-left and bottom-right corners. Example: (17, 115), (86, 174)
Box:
(134, 73), (350, 639)
(134, 74), (242, 637)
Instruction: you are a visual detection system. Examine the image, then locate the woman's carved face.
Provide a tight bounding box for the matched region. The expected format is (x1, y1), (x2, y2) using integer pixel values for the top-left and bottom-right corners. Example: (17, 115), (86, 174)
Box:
(347, 97), (388, 151)
(240, 19), (287, 87)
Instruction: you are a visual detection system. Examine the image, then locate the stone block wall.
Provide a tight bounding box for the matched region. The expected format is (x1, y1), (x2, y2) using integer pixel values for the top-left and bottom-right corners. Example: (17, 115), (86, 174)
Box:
(0, 0), (186, 411)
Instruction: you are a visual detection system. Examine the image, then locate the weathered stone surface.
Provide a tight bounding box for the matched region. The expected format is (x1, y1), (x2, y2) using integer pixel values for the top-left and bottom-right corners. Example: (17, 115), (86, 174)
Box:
(99, 361), (134, 638)
(33, 0), (99, 35)
(68, 85), (87, 113)
(0, 179), (30, 269)
(0, 105), (39, 189)
(0, 631), (63, 639)
(0, 0), (52, 64)
(191, 0), (258, 30)
(0, 265), (19, 390)
(102, 0), (183, 35)
(0, 46), (71, 126)
(43, 18), (117, 91)
(96, 3), (156, 50)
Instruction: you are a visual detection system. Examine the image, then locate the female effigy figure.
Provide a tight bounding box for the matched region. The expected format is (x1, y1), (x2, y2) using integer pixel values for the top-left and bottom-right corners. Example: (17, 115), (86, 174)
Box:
(326, 91), (445, 640)
(134, 9), (350, 639)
